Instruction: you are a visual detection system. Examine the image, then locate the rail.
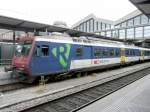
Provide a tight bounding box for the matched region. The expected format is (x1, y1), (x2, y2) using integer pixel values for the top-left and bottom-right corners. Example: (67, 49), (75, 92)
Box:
(23, 67), (150, 112)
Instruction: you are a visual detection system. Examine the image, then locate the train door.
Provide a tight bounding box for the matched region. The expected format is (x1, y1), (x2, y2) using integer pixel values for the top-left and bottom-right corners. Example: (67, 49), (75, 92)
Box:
(83, 46), (92, 68)
(141, 50), (144, 61)
(31, 43), (50, 75)
(71, 45), (92, 69)
(121, 48), (125, 64)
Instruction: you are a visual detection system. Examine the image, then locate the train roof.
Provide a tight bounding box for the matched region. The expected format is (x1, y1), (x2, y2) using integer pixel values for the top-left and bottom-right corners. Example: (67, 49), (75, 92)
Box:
(34, 33), (144, 50)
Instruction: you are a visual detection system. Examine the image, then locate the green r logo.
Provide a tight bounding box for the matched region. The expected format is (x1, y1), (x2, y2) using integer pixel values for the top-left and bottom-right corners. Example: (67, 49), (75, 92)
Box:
(52, 44), (71, 68)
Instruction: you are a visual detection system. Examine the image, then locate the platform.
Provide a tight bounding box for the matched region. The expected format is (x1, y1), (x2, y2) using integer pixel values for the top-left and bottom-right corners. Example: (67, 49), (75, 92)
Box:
(78, 70), (150, 112)
(0, 66), (18, 85)
(0, 62), (150, 112)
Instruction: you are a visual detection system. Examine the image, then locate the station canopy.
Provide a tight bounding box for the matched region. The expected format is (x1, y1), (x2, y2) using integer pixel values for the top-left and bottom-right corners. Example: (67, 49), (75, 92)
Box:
(130, 0), (150, 18)
(0, 15), (124, 42)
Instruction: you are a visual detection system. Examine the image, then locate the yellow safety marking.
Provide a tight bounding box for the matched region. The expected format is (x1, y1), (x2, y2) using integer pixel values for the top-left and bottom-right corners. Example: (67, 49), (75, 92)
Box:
(141, 50), (144, 61)
(121, 48), (125, 64)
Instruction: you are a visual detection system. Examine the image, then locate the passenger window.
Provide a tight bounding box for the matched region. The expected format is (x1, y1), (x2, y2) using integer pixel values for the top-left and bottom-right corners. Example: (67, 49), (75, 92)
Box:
(34, 45), (40, 57)
(76, 48), (82, 56)
(94, 48), (101, 57)
(116, 49), (120, 57)
(41, 45), (49, 56)
(133, 50), (135, 56)
(109, 49), (114, 56)
(102, 49), (108, 56)
(125, 50), (129, 56)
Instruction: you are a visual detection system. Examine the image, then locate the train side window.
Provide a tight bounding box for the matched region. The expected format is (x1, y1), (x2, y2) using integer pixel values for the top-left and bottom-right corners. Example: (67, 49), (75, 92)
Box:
(34, 45), (40, 57)
(133, 50), (136, 56)
(102, 49), (108, 56)
(129, 50), (132, 56)
(41, 45), (49, 56)
(116, 49), (120, 57)
(76, 48), (82, 56)
(94, 48), (101, 58)
(125, 49), (129, 56)
(109, 49), (114, 57)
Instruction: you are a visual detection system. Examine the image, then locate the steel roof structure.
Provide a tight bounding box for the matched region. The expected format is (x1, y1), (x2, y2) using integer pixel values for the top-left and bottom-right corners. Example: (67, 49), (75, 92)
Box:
(130, 0), (150, 18)
(0, 15), (125, 42)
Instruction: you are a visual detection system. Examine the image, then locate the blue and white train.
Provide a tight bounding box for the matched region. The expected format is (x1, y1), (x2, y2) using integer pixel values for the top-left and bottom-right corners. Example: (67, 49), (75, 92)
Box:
(12, 33), (150, 82)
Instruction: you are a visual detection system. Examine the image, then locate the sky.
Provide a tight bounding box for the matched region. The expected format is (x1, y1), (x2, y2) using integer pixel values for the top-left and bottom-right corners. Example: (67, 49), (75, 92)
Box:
(0, 0), (137, 27)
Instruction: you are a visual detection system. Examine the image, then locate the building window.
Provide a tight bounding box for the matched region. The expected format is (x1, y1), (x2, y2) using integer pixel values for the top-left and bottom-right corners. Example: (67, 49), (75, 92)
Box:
(144, 26), (150, 37)
(41, 45), (49, 56)
(82, 24), (84, 32)
(102, 23), (106, 30)
(101, 32), (105, 36)
(96, 22), (98, 31)
(127, 28), (134, 39)
(106, 24), (111, 30)
(106, 31), (111, 37)
(134, 16), (140, 25)
(87, 21), (90, 32)
(99, 22), (101, 31)
(119, 29), (125, 39)
(127, 19), (133, 26)
(76, 48), (82, 56)
(112, 30), (119, 38)
(90, 19), (94, 32)
(141, 15), (148, 24)
(84, 22), (87, 32)
(79, 25), (83, 31)
(115, 24), (120, 28)
(135, 27), (143, 39)
(122, 22), (127, 27)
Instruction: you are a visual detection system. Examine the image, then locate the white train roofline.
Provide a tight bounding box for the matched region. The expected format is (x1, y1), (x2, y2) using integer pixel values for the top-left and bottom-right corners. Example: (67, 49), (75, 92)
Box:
(34, 35), (148, 50)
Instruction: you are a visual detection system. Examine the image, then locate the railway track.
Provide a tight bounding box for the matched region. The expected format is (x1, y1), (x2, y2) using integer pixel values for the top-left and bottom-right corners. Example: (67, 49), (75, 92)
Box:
(23, 67), (150, 112)
(0, 83), (31, 93)
(0, 62), (145, 93)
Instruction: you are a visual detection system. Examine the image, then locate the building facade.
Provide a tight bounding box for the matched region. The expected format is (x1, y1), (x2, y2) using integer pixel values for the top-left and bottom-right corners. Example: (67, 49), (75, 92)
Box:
(72, 10), (150, 40)
(72, 14), (114, 33)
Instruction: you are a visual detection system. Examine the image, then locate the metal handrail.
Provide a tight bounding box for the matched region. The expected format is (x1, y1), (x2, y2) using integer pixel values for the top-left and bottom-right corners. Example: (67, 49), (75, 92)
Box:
(0, 59), (12, 65)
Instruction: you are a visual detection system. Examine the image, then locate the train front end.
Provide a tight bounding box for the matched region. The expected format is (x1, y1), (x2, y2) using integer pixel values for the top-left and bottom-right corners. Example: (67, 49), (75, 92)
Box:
(12, 36), (35, 82)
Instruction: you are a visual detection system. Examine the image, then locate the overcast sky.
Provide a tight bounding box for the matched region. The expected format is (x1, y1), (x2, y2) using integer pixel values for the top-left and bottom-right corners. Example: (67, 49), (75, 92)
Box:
(0, 0), (137, 27)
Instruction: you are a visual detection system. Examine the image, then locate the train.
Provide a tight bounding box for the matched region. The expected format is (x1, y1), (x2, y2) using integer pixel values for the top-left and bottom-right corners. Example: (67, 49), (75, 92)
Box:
(11, 32), (150, 82)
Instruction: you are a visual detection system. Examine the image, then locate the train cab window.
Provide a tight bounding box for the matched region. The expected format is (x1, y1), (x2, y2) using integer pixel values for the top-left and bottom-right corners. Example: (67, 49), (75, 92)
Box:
(41, 45), (49, 56)
(76, 48), (82, 56)
(34, 45), (41, 57)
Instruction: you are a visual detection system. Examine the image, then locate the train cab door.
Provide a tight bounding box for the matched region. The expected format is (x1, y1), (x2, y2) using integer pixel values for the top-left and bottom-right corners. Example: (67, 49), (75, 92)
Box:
(121, 48), (125, 64)
(31, 44), (50, 75)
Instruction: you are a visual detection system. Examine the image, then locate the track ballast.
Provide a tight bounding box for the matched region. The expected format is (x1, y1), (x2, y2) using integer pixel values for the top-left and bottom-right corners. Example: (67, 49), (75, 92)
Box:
(23, 67), (150, 112)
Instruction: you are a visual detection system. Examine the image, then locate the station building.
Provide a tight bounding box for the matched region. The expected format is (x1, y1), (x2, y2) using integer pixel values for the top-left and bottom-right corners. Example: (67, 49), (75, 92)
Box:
(72, 14), (114, 33)
(72, 10), (150, 40)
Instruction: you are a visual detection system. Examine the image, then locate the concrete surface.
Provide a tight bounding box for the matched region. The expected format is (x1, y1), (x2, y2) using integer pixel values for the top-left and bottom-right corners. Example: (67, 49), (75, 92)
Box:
(78, 69), (150, 112)
(0, 62), (150, 112)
